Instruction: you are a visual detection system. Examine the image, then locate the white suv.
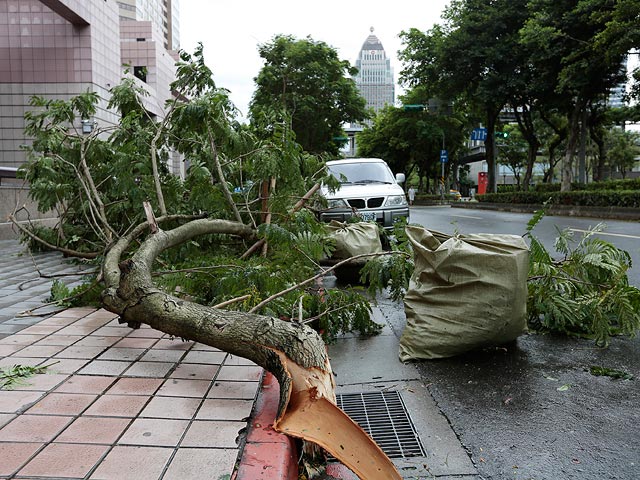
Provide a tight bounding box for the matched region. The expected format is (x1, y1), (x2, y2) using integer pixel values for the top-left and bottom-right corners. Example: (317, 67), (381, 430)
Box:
(319, 158), (409, 228)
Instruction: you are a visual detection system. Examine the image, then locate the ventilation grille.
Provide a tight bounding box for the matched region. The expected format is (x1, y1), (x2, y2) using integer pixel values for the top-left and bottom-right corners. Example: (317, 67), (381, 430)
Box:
(367, 197), (384, 208)
(336, 391), (425, 459)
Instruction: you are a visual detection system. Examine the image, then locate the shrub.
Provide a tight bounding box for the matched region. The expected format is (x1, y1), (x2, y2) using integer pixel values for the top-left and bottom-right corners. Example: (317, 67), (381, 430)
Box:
(477, 190), (640, 208)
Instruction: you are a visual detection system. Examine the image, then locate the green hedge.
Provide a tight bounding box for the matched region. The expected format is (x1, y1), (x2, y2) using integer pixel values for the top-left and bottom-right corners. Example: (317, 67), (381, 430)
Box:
(534, 178), (640, 193)
(477, 190), (640, 208)
(414, 194), (460, 202)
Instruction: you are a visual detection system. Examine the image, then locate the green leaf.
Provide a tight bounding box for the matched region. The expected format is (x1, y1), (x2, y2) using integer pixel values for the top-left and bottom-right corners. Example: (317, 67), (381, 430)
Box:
(557, 384), (571, 392)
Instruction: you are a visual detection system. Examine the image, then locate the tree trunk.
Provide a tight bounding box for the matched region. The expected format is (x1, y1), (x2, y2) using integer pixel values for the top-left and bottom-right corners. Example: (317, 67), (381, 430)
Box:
(561, 102), (583, 192)
(485, 110), (498, 193)
(101, 218), (401, 480)
(512, 103), (539, 192)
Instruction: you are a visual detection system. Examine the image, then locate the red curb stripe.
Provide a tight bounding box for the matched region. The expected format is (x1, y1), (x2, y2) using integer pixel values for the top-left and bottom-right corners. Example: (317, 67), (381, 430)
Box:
(236, 372), (298, 480)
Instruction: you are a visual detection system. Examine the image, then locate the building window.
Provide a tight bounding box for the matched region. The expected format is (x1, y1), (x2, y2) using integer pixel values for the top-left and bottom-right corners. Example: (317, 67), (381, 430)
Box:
(134, 66), (147, 83)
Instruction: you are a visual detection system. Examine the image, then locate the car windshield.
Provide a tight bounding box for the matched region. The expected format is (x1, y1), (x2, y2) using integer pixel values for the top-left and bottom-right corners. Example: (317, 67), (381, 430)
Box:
(328, 162), (395, 184)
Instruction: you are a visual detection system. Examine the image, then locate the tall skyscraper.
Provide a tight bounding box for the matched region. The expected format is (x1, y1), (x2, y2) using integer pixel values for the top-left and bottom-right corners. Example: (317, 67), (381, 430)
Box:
(353, 27), (395, 126)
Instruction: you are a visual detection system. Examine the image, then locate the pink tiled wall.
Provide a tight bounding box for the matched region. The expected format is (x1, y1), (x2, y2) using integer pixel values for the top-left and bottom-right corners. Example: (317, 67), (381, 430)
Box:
(0, 1), (92, 84)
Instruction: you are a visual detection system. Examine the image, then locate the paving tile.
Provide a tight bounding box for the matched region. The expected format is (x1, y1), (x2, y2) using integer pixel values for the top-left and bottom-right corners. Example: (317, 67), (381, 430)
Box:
(89, 445), (173, 480)
(73, 335), (121, 347)
(84, 394), (150, 417)
(0, 343), (25, 356)
(106, 377), (163, 396)
(97, 347), (145, 361)
(163, 447), (237, 480)
(181, 420), (245, 448)
(11, 373), (69, 392)
(17, 324), (64, 335)
(13, 344), (66, 357)
(55, 375), (115, 394)
(113, 337), (158, 349)
(196, 398), (254, 421)
(169, 363), (219, 380)
(77, 360), (132, 376)
(55, 416), (131, 444)
(0, 324), (25, 335)
(47, 358), (90, 374)
(18, 443), (108, 478)
(224, 354), (258, 366)
(55, 325), (100, 336)
(55, 345), (106, 359)
(0, 390), (44, 413)
(26, 392), (97, 416)
(216, 365), (263, 382)
(74, 318), (113, 328)
(139, 349), (184, 363)
(83, 309), (118, 321)
(0, 442), (43, 477)
(37, 317), (78, 326)
(182, 350), (227, 364)
(207, 380), (260, 400)
(126, 327), (164, 339)
(0, 414), (73, 441)
(118, 418), (189, 446)
(92, 326), (133, 337)
(0, 412), (16, 427)
(122, 361), (174, 378)
(157, 378), (211, 398)
(140, 396), (201, 419)
(0, 356), (43, 368)
(0, 334), (46, 346)
(152, 338), (193, 350)
(33, 334), (83, 346)
(50, 307), (95, 319)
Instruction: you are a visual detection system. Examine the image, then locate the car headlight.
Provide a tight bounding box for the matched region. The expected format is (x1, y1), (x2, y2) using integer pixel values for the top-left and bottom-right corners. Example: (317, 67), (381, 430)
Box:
(385, 195), (407, 206)
(326, 199), (347, 209)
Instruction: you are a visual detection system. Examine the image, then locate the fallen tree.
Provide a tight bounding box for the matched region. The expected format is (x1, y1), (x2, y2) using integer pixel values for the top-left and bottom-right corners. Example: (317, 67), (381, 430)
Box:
(13, 46), (401, 478)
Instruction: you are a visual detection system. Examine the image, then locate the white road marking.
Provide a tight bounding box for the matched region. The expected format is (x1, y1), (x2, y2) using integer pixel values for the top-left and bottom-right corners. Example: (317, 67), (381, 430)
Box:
(569, 228), (640, 240)
(451, 214), (484, 220)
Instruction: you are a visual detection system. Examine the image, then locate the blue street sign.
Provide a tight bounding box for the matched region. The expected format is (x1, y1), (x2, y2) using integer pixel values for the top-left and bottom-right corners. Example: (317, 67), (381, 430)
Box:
(471, 128), (488, 141)
(440, 149), (448, 163)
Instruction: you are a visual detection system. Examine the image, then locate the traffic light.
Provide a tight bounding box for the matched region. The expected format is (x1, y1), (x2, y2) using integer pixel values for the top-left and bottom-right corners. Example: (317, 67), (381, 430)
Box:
(495, 131), (509, 138)
(403, 104), (425, 112)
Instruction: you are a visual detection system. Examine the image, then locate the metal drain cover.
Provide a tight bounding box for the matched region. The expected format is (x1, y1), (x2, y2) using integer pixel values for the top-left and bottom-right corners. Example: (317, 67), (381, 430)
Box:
(336, 391), (425, 459)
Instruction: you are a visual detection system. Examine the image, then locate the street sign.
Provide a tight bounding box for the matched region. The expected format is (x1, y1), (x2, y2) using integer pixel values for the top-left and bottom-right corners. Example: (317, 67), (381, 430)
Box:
(470, 128), (487, 141)
(440, 149), (448, 163)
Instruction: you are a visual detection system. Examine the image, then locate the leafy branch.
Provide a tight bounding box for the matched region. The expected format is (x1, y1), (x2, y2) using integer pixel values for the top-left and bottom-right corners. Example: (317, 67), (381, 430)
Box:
(0, 362), (59, 390)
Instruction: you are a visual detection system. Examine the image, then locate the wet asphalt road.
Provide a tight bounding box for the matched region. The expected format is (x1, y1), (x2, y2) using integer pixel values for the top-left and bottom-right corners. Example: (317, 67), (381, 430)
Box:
(402, 206), (640, 479)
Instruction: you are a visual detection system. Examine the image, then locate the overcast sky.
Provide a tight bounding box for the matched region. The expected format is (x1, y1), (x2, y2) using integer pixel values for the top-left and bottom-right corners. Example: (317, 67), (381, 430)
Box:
(180, 0), (451, 121)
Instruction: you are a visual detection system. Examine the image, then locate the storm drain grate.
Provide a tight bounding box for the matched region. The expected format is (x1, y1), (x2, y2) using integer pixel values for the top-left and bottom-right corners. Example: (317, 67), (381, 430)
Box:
(336, 391), (426, 459)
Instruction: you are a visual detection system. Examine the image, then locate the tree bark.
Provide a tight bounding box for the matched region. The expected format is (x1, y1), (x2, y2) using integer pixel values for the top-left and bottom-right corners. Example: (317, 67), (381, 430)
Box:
(101, 218), (401, 480)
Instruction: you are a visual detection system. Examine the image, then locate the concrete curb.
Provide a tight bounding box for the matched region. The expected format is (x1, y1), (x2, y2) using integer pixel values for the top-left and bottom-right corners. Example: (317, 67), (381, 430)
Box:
(236, 372), (299, 480)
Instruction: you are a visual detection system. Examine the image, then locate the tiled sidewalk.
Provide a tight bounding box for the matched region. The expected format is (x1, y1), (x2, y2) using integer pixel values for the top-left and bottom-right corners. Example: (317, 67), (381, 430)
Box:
(0, 307), (262, 480)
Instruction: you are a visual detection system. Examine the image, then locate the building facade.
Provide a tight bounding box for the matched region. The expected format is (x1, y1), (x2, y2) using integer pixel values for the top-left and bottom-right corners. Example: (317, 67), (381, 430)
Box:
(352, 27), (394, 127)
(0, 0), (181, 237)
(0, 0), (180, 172)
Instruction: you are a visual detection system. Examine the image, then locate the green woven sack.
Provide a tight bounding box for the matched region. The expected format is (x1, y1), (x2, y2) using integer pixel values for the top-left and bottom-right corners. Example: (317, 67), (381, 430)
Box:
(326, 221), (382, 259)
(400, 226), (529, 360)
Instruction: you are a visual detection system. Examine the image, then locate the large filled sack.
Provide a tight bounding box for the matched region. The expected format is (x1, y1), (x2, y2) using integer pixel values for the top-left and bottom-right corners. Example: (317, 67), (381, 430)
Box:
(400, 226), (529, 361)
(326, 221), (382, 259)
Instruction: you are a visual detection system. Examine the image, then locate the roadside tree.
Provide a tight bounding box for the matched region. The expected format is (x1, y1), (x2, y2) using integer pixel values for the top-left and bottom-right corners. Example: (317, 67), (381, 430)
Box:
(249, 34), (367, 156)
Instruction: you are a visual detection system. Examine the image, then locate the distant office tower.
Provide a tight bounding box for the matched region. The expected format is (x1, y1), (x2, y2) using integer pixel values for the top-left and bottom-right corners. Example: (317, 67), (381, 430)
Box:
(608, 56), (628, 109)
(353, 27), (395, 126)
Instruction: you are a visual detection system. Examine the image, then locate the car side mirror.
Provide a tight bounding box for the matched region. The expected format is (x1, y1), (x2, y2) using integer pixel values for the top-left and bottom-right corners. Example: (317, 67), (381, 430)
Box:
(395, 173), (405, 184)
